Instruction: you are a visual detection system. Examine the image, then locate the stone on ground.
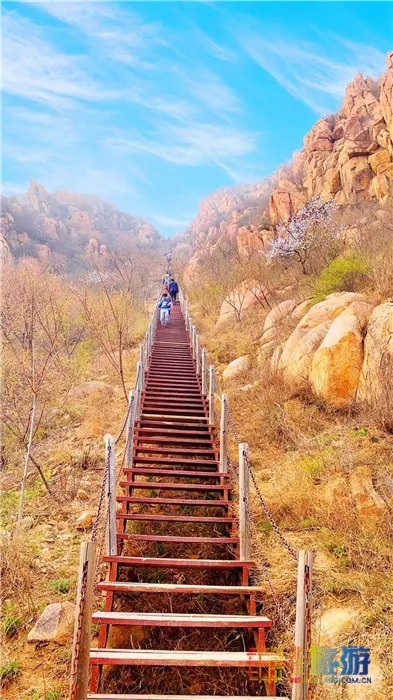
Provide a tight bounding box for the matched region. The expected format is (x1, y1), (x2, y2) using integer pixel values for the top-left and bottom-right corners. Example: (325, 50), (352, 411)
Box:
(28, 602), (75, 644)
(75, 510), (95, 530)
(222, 355), (251, 381)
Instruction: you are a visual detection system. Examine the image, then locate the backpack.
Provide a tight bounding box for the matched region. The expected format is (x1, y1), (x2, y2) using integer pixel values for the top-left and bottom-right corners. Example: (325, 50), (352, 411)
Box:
(159, 298), (171, 309)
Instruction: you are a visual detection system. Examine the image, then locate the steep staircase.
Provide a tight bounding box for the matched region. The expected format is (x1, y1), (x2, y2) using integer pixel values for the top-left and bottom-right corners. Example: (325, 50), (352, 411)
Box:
(87, 303), (285, 699)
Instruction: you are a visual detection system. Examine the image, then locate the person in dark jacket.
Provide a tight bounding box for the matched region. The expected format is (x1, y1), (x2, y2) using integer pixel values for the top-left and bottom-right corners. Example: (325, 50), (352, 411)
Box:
(169, 279), (179, 303)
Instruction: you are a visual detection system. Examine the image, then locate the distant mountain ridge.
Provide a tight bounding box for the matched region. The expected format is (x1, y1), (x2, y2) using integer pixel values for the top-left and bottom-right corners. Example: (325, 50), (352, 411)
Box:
(178, 51), (393, 279)
(1, 181), (162, 272)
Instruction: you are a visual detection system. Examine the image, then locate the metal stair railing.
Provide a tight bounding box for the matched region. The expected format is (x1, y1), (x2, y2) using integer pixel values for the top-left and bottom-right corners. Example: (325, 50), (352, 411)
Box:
(69, 297), (159, 700)
(179, 287), (313, 700)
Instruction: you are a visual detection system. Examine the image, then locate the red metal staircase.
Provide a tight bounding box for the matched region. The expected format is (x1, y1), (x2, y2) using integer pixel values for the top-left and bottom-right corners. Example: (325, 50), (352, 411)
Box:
(87, 303), (285, 699)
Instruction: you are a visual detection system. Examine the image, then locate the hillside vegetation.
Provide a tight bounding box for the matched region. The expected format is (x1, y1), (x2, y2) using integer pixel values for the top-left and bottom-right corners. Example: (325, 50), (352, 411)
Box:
(173, 52), (393, 700)
(181, 198), (393, 700)
(1, 251), (162, 699)
(2, 53), (393, 700)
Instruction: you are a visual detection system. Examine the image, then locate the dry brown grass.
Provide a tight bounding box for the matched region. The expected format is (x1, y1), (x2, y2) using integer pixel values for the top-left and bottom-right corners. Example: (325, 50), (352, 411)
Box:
(1, 327), (144, 698)
(192, 296), (393, 697)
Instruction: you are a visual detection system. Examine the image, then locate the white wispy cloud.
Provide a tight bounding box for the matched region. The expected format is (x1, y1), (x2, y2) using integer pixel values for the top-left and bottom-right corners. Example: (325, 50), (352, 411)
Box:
(2, 13), (124, 109)
(108, 121), (257, 170)
(3, 2), (259, 225)
(238, 28), (386, 114)
(152, 213), (194, 229)
(35, 1), (166, 66)
(184, 69), (243, 115)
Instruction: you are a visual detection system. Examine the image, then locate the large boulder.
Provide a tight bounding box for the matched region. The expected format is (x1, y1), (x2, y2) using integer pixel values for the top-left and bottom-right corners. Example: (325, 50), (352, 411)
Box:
(278, 293), (365, 389)
(304, 117), (333, 152)
(343, 115), (378, 153)
(28, 602), (75, 644)
(237, 226), (270, 258)
(259, 300), (313, 366)
(222, 355), (251, 381)
(368, 148), (391, 174)
(309, 301), (373, 407)
(369, 172), (392, 201)
(358, 301), (393, 422)
(268, 180), (307, 225)
(260, 300), (297, 345)
(340, 156), (373, 201)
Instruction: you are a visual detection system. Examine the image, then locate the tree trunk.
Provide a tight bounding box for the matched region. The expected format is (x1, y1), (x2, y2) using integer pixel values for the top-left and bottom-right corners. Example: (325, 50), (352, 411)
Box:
(17, 396), (37, 524)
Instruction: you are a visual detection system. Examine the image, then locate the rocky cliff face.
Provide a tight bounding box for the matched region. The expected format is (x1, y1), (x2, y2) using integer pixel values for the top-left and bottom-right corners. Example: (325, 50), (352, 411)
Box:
(1, 181), (162, 272)
(181, 52), (393, 279)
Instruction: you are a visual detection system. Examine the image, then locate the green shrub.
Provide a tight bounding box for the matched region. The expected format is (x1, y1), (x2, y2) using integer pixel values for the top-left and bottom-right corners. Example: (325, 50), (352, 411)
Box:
(0, 660), (21, 687)
(49, 578), (71, 594)
(312, 252), (370, 302)
(2, 603), (22, 637)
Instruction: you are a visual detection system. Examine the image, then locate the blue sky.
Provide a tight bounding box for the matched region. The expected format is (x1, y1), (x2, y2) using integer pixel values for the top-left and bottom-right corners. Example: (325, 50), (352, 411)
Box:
(2, 1), (392, 235)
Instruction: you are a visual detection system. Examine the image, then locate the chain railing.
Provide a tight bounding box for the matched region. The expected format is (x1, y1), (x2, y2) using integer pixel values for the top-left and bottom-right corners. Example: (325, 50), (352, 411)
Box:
(179, 287), (313, 700)
(68, 299), (159, 700)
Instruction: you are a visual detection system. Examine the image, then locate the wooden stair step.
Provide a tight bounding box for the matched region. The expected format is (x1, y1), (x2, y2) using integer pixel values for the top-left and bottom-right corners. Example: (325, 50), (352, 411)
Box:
(136, 422), (210, 431)
(141, 414), (208, 422)
(148, 366), (195, 371)
(147, 375), (196, 379)
(133, 447), (216, 456)
(116, 496), (230, 507)
(123, 464), (217, 480)
(146, 378), (199, 382)
(92, 611), (271, 628)
(116, 513), (235, 523)
(142, 400), (208, 407)
(144, 388), (202, 396)
(144, 392), (202, 401)
(145, 386), (201, 392)
(117, 533), (238, 544)
(142, 410), (207, 417)
(144, 386), (201, 392)
(142, 400), (206, 407)
(88, 694), (287, 700)
(89, 649), (282, 667)
(132, 456), (219, 466)
(135, 436), (213, 445)
(135, 427), (211, 437)
(146, 366), (195, 370)
(119, 481), (232, 491)
(154, 341), (190, 346)
(141, 408), (207, 416)
(143, 398), (203, 404)
(146, 371), (197, 376)
(104, 556), (253, 569)
(146, 377), (199, 382)
(124, 468), (225, 479)
(96, 581), (264, 595)
(147, 362), (194, 367)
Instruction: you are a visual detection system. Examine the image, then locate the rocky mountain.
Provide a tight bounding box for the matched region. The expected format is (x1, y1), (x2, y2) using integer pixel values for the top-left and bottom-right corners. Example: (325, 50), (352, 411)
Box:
(180, 51), (393, 279)
(1, 182), (162, 273)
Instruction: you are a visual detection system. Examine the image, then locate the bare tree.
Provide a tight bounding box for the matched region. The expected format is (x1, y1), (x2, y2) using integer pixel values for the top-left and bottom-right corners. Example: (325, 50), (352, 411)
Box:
(2, 262), (84, 519)
(71, 263), (139, 403)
